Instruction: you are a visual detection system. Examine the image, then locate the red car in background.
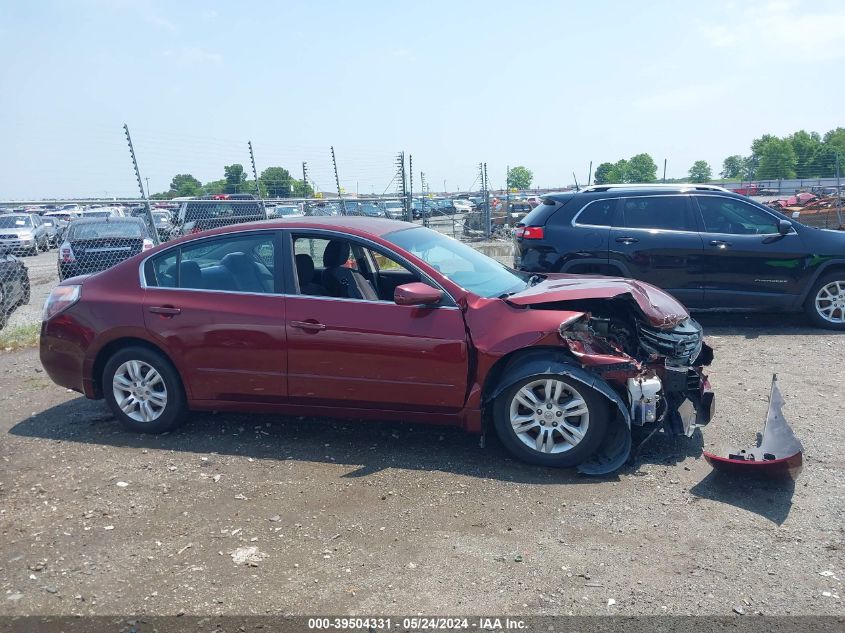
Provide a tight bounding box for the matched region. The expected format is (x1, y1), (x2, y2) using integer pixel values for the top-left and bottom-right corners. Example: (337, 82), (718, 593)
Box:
(40, 217), (714, 475)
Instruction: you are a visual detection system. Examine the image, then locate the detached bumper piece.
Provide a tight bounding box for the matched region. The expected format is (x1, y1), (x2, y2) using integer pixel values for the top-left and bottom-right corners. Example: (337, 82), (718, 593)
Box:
(704, 374), (803, 478)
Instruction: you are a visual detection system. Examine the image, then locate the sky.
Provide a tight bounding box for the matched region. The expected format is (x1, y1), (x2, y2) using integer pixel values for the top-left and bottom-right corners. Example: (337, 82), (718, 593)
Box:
(0, 0), (843, 199)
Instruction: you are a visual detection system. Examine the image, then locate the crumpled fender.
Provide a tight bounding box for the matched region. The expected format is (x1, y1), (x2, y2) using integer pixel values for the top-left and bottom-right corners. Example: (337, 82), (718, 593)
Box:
(485, 352), (632, 476)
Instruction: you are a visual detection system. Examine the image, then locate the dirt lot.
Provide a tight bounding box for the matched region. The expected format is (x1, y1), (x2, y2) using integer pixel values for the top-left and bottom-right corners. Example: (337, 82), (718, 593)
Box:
(0, 311), (843, 617)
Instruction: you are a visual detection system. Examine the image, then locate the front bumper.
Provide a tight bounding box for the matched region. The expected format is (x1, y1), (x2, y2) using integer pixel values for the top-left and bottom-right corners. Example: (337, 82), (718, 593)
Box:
(0, 238), (35, 252)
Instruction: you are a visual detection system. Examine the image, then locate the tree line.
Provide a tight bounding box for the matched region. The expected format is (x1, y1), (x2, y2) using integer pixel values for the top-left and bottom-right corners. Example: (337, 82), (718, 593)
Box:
(593, 127), (844, 186)
(151, 164), (314, 200)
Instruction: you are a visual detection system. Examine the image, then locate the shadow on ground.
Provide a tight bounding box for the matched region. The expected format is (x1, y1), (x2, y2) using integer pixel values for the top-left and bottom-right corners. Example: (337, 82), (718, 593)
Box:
(8, 396), (709, 486)
(689, 470), (796, 525)
(694, 311), (844, 338)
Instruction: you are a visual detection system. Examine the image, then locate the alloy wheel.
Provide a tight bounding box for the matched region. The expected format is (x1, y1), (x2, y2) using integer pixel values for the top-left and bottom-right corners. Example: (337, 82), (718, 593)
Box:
(814, 280), (845, 324)
(112, 360), (168, 423)
(508, 378), (590, 454)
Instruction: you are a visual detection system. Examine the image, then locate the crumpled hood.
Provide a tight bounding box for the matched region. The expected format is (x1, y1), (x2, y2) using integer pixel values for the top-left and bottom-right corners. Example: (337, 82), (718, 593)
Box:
(504, 273), (689, 329)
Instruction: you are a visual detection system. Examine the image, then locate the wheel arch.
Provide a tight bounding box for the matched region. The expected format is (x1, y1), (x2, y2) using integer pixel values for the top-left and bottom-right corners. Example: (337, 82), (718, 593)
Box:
(798, 260), (845, 303)
(92, 337), (184, 400)
(482, 346), (632, 476)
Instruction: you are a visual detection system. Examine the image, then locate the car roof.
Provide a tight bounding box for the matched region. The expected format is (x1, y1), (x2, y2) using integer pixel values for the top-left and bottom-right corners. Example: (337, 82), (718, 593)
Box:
(72, 216), (143, 225)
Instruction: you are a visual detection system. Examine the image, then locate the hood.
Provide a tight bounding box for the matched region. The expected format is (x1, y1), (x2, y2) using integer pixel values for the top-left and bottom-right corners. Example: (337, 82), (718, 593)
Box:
(505, 274), (689, 328)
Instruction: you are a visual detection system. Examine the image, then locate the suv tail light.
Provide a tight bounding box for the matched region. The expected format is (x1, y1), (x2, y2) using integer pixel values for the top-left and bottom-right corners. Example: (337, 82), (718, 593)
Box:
(43, 285), (81, 321)
(516, 226), (544, 240)
(60, 242), (75, 263)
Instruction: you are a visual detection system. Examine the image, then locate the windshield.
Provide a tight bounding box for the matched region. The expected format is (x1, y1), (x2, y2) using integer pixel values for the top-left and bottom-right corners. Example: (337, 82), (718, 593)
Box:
(385, 226), (527, 298)
(69, 222), (144, 240)
(0, 215), (32, 228)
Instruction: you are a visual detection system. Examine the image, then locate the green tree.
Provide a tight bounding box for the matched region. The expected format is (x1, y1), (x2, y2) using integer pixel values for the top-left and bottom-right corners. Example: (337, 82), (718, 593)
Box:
(202, 179), (227, 195)
(260, 167), (294, 198)
(507, 166), (533, 190)
(291, 179), (314, 198)
(787, 130), (822, 178)
(720, 155), (744, 179)
(169, 174), (202, 197)
(814, 127), (845, 177)
(593, 162), (614, 185)
(223, 164), (246, 193)
(607, 159), (629, 183)
(688, 160), (712, 183)
(626, 153), (657, 183)
(756, 137), (797, 179)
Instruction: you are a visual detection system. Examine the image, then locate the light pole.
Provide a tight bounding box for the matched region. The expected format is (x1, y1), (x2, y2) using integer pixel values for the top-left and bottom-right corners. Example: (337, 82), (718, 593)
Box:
(145, 177), (150, 198)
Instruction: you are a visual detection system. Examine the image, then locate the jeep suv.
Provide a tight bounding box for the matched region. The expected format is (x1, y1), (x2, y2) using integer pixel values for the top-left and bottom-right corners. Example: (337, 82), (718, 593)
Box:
(514, 184), (845, 330)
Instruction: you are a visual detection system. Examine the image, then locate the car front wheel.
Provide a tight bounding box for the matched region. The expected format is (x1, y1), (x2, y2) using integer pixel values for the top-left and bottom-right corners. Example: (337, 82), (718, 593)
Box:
(805, 273), (845, 330)
(493, 374), (609, 468)
(103, 346), (187, 433)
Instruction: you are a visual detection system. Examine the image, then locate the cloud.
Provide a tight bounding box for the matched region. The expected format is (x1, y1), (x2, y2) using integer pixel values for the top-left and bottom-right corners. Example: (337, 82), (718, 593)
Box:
(391, 49), (417, 62)
(202, 9), (218, 19)
(163, 47), (223, 65)
(633, 83), (729, 110)
(699, 0), (845, 63)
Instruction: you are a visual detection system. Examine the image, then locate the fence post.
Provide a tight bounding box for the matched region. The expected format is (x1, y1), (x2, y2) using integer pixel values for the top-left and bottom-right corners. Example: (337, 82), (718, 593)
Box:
(483, 162), (490, 239)
(248, 140), (266, 218)
(123, 123), (158, 245)
(836, 153), (843, 228)
(408, 155), (413, 223)
(420, 172), (428, 227)
(331, 146), (344, 214)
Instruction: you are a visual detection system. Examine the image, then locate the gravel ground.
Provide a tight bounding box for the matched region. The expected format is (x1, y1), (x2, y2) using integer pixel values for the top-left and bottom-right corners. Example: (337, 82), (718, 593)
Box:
(0, 311), (843, 617)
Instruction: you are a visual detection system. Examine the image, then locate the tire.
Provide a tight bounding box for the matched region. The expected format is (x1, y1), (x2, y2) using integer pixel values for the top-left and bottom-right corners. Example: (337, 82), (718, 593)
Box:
(493, 373), (609, 468)
(19, 277), (30, 306)
(804, 272), (845, 330)
(102, 346), (188, 434)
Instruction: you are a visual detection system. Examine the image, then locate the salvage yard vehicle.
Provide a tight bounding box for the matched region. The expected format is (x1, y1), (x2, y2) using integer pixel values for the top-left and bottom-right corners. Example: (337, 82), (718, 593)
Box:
(514, 184), (845, 330)
(40, 217), (714, 474)
(0, 247), (30, 329)
(58, 217), (154, 281)
(0, 213), (50, 255)
(173, 196), (266, 236)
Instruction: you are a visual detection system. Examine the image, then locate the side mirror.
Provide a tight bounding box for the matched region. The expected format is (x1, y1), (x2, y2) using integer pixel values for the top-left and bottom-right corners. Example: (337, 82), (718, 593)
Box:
(778, 219), (792, 235)
(394, 282), (442, 306)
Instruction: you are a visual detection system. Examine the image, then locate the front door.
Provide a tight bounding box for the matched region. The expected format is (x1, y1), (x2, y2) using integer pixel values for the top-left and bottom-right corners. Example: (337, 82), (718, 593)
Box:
(285, 232), (468, 412)
(693, 195), (809, 309)
(608, 194), (705, 307)
(143, 230), (287, 403)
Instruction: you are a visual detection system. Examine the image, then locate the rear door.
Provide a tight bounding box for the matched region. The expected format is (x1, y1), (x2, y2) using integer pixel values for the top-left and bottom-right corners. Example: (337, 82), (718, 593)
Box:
(608, 195), (705, 307)
(143, 230), (287, 403)
(692, 194), (809, 309)
(284, 231), (469, 412)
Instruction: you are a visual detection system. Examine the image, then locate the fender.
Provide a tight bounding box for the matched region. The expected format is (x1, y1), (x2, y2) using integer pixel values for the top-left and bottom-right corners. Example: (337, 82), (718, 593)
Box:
(796, 259), (845, 304)
(485, 351), (632, 476)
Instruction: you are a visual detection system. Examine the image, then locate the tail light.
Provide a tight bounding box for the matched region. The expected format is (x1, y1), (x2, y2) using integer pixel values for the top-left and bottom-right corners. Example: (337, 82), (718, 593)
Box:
(60, 242), (75, 263)
(43, 285), (81, 321)
(515, 226), (544, 240)
(142, 238), (154, 251)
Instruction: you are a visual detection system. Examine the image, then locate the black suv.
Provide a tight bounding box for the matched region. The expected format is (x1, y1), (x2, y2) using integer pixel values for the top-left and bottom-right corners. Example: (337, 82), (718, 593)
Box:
(514, 184), (845, 329)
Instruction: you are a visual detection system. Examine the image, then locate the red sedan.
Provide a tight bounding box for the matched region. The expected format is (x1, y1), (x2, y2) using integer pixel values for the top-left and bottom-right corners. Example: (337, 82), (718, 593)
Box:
(40, 217), (714, 474)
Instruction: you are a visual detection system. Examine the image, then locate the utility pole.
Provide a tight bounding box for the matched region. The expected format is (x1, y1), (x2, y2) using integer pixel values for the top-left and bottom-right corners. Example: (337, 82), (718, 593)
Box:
(123, 123), (158, 244)
(408, 155), (413, 222)
(483, 162), (490, 238)
(663, 159), (667, 183)
(248, 140), (266, 217)
(301, 161), (309, 197)
(331, 146), (344, 214)
(144, 177), (150, 198)
(505, 164), (510, 218)
(587, 161), (592, 187)
(396, 152), (408, 221)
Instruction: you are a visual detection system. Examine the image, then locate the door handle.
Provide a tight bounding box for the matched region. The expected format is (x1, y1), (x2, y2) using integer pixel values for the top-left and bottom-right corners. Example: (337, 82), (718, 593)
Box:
(615, 236), (639, 245)
(709, 240), (731, 249)
(148, 306), (181, 316)
(290, 320), (327, 332)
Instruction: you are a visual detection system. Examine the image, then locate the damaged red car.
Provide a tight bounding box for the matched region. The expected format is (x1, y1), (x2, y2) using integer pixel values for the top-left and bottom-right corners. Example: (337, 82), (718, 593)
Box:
(40, 217), (715, 475)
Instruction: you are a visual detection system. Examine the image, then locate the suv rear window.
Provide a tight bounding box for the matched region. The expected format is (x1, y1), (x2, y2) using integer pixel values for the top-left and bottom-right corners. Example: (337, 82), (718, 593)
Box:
(575, 199), (616, 226)
(183, 201), (263, 221)
(617, 196), (691, 231)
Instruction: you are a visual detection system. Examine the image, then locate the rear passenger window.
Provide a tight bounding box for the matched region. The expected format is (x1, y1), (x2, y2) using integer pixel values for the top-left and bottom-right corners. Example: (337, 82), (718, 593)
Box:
(148, 234), (277, 294)
(618, 196), (691, 231)
(576, 200), (616, 226)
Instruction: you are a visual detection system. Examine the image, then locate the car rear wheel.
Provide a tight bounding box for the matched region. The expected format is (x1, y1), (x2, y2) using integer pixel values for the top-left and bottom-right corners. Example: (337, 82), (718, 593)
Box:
(805, 273), (845, 330)
(103, 346), (187, 433)
(493, 374), (609, 468)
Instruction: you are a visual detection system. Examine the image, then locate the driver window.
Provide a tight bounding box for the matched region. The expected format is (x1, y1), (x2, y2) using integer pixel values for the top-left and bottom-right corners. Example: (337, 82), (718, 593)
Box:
(291, 234), (418, 301)
(696, 197), (779, 235)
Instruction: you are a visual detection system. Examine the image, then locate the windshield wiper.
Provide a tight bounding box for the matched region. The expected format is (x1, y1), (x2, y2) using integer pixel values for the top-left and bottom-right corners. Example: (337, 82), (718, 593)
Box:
(527, 273), (546, 287)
